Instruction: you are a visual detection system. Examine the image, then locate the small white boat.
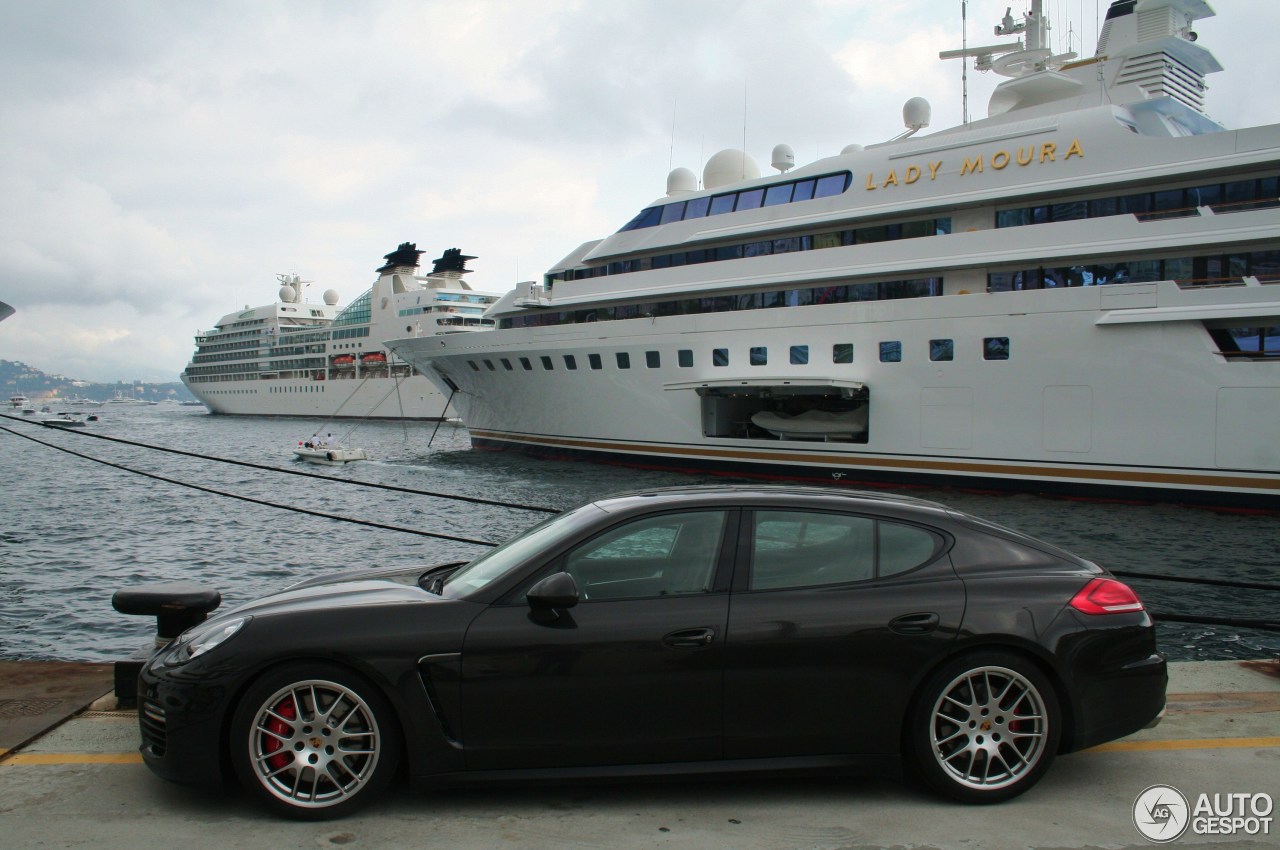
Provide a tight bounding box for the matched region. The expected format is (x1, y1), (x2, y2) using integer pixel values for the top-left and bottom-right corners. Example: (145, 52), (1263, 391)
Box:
(42, 414), (87, 428)
(751, 409), (869, 441)
(293, 445), (368, 465)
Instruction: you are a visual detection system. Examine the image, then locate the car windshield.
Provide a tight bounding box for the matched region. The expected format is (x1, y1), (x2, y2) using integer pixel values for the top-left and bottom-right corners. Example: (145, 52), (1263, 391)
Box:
(440, 503), (608, 598)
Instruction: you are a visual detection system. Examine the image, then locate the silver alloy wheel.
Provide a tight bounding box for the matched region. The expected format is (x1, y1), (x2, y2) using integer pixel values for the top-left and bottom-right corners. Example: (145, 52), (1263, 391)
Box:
(247, 678), (382, 809)
(928, 664), (1049, 791)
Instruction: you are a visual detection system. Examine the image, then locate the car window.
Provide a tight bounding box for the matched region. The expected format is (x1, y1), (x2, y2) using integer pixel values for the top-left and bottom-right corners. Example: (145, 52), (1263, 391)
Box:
(563, 510), (727, 601)
(879, 520), (942, 576)
(441, 504), (608, 598)
(751, 510), (874, 590)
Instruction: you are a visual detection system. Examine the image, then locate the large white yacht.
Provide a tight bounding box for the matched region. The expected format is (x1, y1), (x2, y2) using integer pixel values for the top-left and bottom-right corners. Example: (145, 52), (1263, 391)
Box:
(183, 244), (503, 420)
(389, 0), (1279, 509)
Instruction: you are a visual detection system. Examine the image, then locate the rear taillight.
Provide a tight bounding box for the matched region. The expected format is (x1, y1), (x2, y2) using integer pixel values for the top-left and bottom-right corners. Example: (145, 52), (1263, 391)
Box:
(1069, 577), (1145, 615)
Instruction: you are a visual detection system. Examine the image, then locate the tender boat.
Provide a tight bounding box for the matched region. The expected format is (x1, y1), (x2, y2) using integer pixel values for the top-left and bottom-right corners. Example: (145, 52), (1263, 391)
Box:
(388, 0), (1280, 509)
(293, 444), (368, 465)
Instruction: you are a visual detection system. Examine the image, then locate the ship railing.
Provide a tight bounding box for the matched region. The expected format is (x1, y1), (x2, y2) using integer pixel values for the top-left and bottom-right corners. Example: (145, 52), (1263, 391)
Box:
(1176, 274), (1278, 289)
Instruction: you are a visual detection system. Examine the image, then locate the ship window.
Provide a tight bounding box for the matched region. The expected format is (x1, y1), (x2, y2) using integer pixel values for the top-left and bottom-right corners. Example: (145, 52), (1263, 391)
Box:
(790, 345), (809, 365)
(564, 355), (578, 370)
(646, 351), (661, 368)
(1208, 324), (1280, 358)
(616, 352), (631, 369)
(984, 337), (1010, 360)
(833, 343), (853, 364)
(685, 197), (711, 219)
(520, 357), (533, 371)
(791, 179), (816, 201)
(879, 341), (902, 363)
(929, 339), (954, 361)
(678, 349), (693, 368)
(468, 361), (480, 371)
(709, 194), (737, 215)
(501, 358), (513, 370)
(736, 188), (765, 210)
(713, 348), (729, 367)
(763, 184), (793, 206)
(484, 360), (496, 371)
(750, 346), (768, 366)
(589, 353), (603, 370)
(814, 173), (851, 197)
(541, 356), (554, 370)
(660, 202), (687, 225)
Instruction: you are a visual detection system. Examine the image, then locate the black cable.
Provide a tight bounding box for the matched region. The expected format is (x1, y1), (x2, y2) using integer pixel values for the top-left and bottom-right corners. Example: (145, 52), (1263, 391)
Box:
(0, 413), (558, 514)
(0, 422), (500, 547)
(1113, 569), (1280, 593)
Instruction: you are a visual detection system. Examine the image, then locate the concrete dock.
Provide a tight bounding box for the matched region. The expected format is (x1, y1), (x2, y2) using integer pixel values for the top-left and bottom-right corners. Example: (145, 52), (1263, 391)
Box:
(0, 660), (1276, 849)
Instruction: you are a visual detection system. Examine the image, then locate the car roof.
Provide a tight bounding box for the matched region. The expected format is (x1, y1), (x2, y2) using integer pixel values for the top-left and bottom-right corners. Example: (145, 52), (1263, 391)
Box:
(590, 484), (957, 521)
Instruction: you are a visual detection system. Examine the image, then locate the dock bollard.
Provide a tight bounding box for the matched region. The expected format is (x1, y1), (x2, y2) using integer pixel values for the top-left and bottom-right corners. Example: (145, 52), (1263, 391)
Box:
(111, 582), (221, 707)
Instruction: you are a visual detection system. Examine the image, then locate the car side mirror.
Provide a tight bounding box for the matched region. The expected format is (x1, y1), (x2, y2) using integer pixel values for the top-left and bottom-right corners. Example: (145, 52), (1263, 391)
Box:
(528, 572), (580, 610)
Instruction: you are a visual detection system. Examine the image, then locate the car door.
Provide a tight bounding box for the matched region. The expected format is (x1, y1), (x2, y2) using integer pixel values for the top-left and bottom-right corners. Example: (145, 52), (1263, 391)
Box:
(723, 508), (965, 758)
(459, 508), (735, 771)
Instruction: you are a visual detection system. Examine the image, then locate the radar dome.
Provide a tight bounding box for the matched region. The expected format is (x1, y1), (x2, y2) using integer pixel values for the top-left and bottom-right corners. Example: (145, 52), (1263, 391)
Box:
(841, 143), (865, 155)
(903, 96), (931, 130)
(323, 289), (339, 305)
(666, 167), (697, 196)
(703, 149), (760, 190)
(771, 144), (795, 173)
(278, 285), (297, 303)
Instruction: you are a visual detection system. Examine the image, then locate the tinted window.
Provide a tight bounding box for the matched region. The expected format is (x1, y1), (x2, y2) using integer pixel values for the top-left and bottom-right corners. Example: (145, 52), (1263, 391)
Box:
(659, 202), (686, 225)
(833, 343), (853, 364)
(880, 341), (902, 362)
(564, 510), (727, 600)
(984, 337), (1010, 360)
(564, 354), (577, 370)
(930, 339), (954, 361)
(713, 348), (729, 367)
(751, 510), (874, 590)
(500, 358), (513, 371)
(790, 345), (809, 365)
(685, 197), (711, 219)
(736, 188), (765, 210)
(750, 346), (767, 366)
(678, 349), (693, 368)
(709, 194), (737, 215)
(763, 184), (793, 206)
(814, 173), (850, 198)
(646, 351), (661, 368)
(540, 356), (554, 370)
(588, 353), (602, 370)
(616, 352), (631, 369)
(879, 521), (941, 576)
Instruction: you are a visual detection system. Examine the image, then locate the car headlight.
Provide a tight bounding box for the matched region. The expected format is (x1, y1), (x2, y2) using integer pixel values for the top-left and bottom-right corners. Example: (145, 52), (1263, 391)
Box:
(157, 616), (249, 667)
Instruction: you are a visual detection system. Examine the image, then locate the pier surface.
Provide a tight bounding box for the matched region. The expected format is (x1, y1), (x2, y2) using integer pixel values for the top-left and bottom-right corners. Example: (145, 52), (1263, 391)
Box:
(0, 660), (1276, 849)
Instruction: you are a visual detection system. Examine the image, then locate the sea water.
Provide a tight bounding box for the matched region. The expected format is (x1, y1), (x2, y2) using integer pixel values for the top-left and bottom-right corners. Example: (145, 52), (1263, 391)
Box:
(0, 404), (1276, 662)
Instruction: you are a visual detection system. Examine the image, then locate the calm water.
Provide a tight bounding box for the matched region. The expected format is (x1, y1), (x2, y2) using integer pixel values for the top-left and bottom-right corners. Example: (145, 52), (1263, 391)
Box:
(1, 405), (1277, 663)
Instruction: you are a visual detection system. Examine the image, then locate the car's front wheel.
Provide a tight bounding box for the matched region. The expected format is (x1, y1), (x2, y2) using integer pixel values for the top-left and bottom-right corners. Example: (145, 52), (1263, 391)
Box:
(230, 663), (401, 819)
(906, 651), (1061, 804)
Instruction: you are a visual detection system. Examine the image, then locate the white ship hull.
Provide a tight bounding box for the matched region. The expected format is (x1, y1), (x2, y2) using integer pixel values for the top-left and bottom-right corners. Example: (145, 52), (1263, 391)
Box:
(393, 278), (1279, 507)
(184, 373), (454, 420)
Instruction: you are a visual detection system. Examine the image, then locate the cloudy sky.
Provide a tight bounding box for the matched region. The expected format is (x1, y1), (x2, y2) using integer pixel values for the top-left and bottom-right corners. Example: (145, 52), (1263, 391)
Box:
(2, 0), (1276, 383)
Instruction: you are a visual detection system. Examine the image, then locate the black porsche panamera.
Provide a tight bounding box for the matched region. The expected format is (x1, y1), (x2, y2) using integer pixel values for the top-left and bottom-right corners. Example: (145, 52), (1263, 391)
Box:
(130, 486), (1166, 819)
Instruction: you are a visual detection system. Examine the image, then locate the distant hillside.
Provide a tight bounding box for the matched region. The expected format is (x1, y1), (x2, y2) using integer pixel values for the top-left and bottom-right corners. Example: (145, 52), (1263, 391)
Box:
(0, 360), (194, 403)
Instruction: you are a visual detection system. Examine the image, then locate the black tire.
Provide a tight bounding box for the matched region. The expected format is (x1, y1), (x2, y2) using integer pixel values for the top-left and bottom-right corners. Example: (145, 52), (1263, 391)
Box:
(906, 650), (1061, 804)
(229, 663), (402, 820)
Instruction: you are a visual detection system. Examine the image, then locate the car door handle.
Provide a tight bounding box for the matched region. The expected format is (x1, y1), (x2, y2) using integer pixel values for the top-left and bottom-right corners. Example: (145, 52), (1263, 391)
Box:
(889, 612), (940, 635)
(662, 627), (716, 648)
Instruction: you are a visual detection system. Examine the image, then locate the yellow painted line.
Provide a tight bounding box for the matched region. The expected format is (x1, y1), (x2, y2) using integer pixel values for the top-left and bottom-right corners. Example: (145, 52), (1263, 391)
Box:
(2, 753), (143, 765)
(1087, 736), (1280, 753)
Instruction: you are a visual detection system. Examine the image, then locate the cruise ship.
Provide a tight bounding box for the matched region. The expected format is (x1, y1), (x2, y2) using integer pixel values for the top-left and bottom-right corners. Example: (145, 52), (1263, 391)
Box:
(182, 244), (503, 420)
(388, 0), (1280, 509)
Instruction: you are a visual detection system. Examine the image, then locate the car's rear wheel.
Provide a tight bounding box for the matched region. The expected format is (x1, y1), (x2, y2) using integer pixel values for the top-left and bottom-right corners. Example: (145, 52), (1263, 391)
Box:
(907, 651), (1060, 804)
(229, 663), (401, 820)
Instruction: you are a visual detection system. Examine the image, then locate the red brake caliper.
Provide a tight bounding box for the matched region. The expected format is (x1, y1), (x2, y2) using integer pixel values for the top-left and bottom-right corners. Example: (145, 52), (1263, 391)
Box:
(263, 695), (297, 771)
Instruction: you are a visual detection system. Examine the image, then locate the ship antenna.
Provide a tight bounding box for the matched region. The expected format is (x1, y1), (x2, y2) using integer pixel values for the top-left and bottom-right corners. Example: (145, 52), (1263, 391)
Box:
(961, 0), (970, 126)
